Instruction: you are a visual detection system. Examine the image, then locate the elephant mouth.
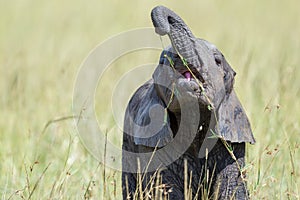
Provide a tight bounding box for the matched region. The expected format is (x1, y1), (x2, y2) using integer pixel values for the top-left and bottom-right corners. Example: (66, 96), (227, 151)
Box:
(178, 67), (205, 85)
(176, 67), (209, 104)
(183, 71), (191, 81)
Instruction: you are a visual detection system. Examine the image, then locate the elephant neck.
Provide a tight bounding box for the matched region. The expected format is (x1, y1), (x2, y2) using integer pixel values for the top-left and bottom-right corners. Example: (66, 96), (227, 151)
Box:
(168, 105), (212, 157)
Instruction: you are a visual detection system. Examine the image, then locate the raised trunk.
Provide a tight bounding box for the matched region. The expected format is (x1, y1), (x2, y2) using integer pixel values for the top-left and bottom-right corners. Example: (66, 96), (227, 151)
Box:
(151, 6), (201, 67)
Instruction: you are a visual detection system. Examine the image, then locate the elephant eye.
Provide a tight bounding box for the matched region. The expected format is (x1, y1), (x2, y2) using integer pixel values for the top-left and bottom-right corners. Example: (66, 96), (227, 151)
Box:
(214, 54), (222, 66)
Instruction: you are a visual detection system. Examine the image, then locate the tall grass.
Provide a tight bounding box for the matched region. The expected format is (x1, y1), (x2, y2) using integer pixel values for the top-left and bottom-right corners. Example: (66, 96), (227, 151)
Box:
(0, 0), (299, 199)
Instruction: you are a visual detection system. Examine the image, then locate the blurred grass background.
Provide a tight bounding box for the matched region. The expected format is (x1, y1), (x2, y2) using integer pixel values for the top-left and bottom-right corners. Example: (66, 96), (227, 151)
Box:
(0, 0), (299, 199)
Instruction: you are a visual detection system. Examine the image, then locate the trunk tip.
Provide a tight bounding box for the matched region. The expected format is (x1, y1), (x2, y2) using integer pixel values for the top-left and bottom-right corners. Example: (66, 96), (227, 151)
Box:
(151, 5), (170, 36)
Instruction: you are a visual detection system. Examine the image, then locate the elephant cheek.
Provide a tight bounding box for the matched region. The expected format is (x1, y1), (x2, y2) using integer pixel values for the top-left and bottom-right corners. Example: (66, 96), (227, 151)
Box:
(204, 71), (227, 109)
(209, 85), (226, 110)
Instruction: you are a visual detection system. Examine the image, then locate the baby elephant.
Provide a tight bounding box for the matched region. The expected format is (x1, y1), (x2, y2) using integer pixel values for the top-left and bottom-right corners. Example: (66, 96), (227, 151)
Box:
(122, 6), (255, 200)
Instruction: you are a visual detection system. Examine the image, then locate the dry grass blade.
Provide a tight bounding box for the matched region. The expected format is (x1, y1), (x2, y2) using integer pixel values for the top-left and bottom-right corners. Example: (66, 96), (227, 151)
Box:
(41, 115), (80, 134)
(184, 159), (188, 199)
(23, 162), (31, 196)
(28, 162), (51, 199)
(102, 131), (108, 199)
(84, 162), (102, 200)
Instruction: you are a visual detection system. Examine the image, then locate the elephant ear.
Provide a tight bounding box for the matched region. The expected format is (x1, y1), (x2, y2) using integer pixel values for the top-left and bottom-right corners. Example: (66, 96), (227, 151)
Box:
(211, 51), (255, 144)
(216, 90), (255, 144)
(124, 81), (173, 148)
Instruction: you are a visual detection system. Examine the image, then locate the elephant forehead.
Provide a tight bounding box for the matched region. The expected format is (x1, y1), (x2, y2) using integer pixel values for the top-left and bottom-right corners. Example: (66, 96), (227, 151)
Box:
(194, 40), (215, 62)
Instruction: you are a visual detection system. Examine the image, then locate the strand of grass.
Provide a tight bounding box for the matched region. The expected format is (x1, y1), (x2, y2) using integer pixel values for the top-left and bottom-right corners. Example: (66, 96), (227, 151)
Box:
(207, 164), (217, 200)
(201, 148), (209, 199)
(138, 165), (162, 199)
(198, 150), (211, 200)
(112, 171), (117, 199)
(49, 134), (74, 198)
(295, 178), (300, 200)
(220, 139), (242, 174)
(255, 149), (262, 189)
(125, 176), (130, 200)
(282, 130), (297, 197)
(23, 162), (31, 197)
(283, 129), (299, 198)
(131, 158), (142, 199)
(102, 131), (108, 199)
(188, 170), (193, 199)
(41, 115), (80, 134)
(7, 187), (27, 200)
(55, 164), (73, 197)
(140, 142), (164, 199)
(252, 142), (284, 196)
(137, 158), (143, 199)
(122, 140), (166, 199)
(141, 140), (160, 183)
(147, 168), (164, 200)
(136, 169), (167, 200)
(194, 164), (205, 200)
(76, 97), (89, 125)
(156, 172), (164, 200)
(3, 173), (9, 200)
(205, 169), (210, 199)
(84, 162), (102, 199)
(286, 134), (295, 176)
(154, 171), (161, 200)
(261, 140), (286, 182)
(295, 184), (300, 200)
(49, 179), (57, 199)
(212, 184), (220, 200)
(184, 159), (188, 199)
(63, 134), (73, 170)
(280, 164), (285, 200)
(194, 185), (202, 200)
(142, 168), (161, 195)
(28, 162), (51, 200)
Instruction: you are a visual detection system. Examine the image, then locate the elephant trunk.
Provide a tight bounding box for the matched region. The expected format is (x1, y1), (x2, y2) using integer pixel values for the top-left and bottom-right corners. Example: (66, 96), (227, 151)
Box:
(151, 6), (201, 67)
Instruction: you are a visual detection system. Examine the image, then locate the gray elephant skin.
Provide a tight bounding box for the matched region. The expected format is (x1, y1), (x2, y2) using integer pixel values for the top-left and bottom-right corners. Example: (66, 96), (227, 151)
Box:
(122, 6), (255, 200)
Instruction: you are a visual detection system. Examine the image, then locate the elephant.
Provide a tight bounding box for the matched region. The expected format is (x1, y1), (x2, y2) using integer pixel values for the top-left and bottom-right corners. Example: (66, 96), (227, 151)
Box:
(122, 5), (255, 200)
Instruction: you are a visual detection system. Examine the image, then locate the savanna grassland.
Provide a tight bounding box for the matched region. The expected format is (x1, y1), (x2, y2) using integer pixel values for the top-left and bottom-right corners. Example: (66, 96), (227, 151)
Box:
(0, 1), (299, 199)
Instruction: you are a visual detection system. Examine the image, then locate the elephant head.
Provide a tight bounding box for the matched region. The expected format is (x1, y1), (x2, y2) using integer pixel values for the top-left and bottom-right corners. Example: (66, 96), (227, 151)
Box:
(148, 6), (255, 144)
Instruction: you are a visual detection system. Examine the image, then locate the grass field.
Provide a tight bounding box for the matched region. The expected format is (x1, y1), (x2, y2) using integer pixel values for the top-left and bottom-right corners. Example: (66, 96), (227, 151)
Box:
(1, 0), (299, 199)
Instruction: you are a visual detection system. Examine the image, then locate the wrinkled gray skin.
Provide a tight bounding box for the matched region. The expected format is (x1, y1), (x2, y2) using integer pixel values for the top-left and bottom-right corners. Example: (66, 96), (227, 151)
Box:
(122, 6), (255, 200)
